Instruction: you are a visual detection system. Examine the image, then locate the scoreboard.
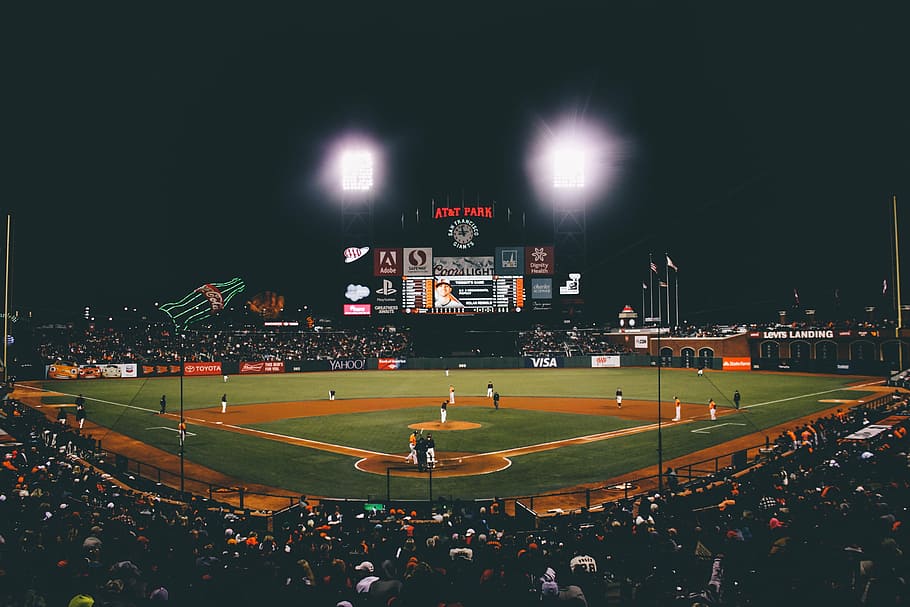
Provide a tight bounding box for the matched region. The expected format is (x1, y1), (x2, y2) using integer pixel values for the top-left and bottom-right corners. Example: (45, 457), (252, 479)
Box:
(342, 201), (558, 317)
(402, 275), (525, 314)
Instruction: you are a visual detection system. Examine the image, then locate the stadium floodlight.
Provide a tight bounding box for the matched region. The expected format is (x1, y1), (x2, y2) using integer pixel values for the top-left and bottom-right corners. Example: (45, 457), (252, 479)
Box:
(552, 144), (585, 189)
(525, 114), (626, 205)
(341, 149), (374, 191)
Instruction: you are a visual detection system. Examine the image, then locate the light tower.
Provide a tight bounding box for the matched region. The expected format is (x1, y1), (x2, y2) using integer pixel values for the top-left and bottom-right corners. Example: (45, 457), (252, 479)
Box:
(550, 140), (588, 283)
(340, 148), (375, 246)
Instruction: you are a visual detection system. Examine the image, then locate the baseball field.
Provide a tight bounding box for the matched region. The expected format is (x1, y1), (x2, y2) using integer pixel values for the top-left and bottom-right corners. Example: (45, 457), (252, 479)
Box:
(19, 367), (886, 507)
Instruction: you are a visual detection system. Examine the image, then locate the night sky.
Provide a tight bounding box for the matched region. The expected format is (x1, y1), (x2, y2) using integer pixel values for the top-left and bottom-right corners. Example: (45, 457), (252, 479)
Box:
(3, 3), (907, 324)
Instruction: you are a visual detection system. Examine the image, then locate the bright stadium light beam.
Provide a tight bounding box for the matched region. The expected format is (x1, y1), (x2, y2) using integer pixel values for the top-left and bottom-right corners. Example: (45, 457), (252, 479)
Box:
(341, 149), (374, 191)
(552, 143), (586, 189)
(526, 114), (627, 205)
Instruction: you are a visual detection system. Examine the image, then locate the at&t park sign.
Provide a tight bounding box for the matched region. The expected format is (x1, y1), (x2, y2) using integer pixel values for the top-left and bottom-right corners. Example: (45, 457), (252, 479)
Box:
(433, 205), (494, 219)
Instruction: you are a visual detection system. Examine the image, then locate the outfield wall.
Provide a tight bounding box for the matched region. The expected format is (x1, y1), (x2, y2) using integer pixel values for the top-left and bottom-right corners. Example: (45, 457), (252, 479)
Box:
(42, 353), (891, 380)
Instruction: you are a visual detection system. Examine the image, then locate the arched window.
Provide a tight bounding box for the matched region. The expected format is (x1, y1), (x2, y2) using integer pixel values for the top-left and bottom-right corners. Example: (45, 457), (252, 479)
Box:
(681, 347), (696, 368)
(760, 341), (780, 359)
(790, 341), (810, 360)
(698, 347), (714, 369)
(816, 340), (837, 361)
(850, 340), (876, 361)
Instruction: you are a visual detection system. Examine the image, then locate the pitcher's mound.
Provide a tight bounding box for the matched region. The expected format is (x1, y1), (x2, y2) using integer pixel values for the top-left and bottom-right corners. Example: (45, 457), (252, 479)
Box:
(410, 421), (479, 431)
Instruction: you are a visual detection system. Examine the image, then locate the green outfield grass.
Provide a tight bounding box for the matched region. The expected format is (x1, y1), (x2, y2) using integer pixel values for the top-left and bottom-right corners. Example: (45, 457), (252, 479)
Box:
(29, 368), (882, 500)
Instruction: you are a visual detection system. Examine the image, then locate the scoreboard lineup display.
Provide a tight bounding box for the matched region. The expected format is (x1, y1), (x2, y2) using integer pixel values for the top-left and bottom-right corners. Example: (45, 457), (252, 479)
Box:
(343, 202), (558, 316)
(401, 274), (525, 314)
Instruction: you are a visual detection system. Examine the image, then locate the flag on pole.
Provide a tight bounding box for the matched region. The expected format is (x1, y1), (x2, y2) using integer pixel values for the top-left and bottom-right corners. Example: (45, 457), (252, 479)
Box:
(666, 255), (678, 271)
(659, 281), (669, 288)
(160, 277), (246, 330)
(650, 261), (658, 273)
(883, 279), (888, 295)
(642, 281), (648, 290)
(793, 288), (800, 306)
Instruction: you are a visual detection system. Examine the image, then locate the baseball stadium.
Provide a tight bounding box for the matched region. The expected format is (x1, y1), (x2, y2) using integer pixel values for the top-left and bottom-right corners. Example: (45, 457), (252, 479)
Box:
(3, 191), (910, 605)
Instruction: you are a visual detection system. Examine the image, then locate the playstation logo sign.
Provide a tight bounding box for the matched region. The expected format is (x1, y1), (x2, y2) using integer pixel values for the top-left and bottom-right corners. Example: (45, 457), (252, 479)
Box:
(376, 279), (397, 296)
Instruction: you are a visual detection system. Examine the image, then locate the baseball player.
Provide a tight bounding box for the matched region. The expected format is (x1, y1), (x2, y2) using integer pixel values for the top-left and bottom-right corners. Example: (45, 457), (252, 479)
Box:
(426, 433), (436, 469)
(449, 384), (455, 404)
(673, 396), (681, 421)
(709, 398), (717, 421)
(221, 393), (228, 414)
(487, 381), (494, 398)
(440, 400), (448, 424)
(615, 387), (623, 409)
(405, 430), (417, 463)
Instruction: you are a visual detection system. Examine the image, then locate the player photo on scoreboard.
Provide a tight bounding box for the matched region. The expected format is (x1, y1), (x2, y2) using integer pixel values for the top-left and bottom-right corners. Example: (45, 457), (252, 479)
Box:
(433, 276), (498, 310)
(433, 278), (465, 308)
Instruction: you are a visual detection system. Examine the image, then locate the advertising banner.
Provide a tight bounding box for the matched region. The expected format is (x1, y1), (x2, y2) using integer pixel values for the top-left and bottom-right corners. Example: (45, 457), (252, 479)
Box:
(495, 247), (525, 275)
(184, 362), (223, 376)
(329, 359), (368, 371)
(403, 248), (433, 276)
(343, 304), (372, 316)
(374, 248), (403, 276)
(722, 357), (752, 371)
(634, 336), (648, 349)
(140, 364), (183, 377)
(525, 246), (555, 275)
(378, 358), (408, 370)
(591, 355), (621, 368)
(239, 361), (286, 374)
(524, 356), (562, 368)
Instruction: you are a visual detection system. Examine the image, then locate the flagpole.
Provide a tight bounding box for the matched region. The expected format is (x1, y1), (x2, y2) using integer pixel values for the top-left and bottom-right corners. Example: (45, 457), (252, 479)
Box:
(649, 253), (655, 321)
(675, 273), (680, 329)
(2, 214), (10, 383)
(665, 262), (671, 329)
(642, 283), (646, 324)
(893, 195), (903, 369)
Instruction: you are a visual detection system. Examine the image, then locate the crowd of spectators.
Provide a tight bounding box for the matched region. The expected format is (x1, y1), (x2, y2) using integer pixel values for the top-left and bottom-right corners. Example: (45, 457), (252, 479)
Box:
(2, 384), (907, 606)
(34, 324), (413, 365)
(517, 327), (632, 357)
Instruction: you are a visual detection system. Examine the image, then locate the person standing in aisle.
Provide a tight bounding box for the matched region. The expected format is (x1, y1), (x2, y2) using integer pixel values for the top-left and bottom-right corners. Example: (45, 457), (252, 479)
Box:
(76, 402), (86, 430)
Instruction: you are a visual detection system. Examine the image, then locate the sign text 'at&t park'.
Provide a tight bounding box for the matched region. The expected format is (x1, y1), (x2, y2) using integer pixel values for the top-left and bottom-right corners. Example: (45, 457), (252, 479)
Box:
(433, 205), (494, 219)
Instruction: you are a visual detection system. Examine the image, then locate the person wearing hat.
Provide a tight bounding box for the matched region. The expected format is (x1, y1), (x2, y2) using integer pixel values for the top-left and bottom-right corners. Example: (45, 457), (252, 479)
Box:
(672, 395), (681, 421)
(615, 387), (623, 409)
(440, 400), (448, 424)
(434, 278), (463, 308)
(426, 433), (436, 469)
(405, 430), (418, 464)
(709, 398), (717, 421)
